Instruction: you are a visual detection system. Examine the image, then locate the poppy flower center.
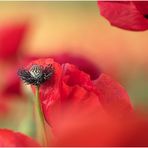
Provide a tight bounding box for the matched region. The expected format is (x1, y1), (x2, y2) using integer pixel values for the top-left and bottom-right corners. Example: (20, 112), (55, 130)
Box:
(18, 64), (55, 86)
(29, 65), (43, 79)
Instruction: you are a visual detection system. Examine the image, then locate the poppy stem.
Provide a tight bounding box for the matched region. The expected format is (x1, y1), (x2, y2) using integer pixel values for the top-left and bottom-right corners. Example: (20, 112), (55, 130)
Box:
(34, 86), (48, 146)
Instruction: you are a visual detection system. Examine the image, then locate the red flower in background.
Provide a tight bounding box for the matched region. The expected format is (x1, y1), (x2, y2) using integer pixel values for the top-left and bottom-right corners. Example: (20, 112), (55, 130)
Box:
(0, 22), (27, 98)
(0, 22), (27, 60)
(98, 1), (148, 31)
(1, 67), (22, 97)
(0, 129), (39, 146)
(23, 57), (132, 129)
(0, 22), (28, 118)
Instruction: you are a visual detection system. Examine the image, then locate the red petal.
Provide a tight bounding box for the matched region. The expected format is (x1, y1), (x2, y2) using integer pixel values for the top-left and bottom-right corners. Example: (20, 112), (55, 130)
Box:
(0, 129), (39, 146)
(51, 110), (148, 146)
(134, 1), (148, 15)
(2, 67), (22, 97)
(0, 97), (9, 117)
(0, 22), (27, 59)
(94, 73), (132, 114)
(98, 1), (148, 31)
(50, 53), (100, 80)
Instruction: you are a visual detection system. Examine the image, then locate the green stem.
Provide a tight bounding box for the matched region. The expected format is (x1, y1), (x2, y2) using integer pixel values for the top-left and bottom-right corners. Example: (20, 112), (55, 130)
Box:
(35, 86), (47, 146)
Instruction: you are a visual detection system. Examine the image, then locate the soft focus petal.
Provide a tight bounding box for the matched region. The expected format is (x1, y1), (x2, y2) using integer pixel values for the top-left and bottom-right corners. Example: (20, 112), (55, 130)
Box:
(134, 1), (148, 16)
(98, 1), (148, 31)
(0, 129), (39, 146)
(0, 22), (27, 59)
(1, 67), (22, 97)
(0, 96), (9, 117)
(51, 110), (148, 146)
(94, 73), (133, 115)
(50, 53), (101, 80)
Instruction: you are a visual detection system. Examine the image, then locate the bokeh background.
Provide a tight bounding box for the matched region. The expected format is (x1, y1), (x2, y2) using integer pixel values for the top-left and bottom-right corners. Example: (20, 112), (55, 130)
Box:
(0, 1), (148, 138)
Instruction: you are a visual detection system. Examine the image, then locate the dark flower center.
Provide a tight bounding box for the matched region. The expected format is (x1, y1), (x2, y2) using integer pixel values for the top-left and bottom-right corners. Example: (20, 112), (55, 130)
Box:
(17, 64), (55, 86)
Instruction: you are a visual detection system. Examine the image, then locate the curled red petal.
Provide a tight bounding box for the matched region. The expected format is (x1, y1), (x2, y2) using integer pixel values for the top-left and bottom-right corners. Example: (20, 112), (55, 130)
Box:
(94, 73), (133, 115)
(0, 129), (40, 146)
(98, 1), (148, 31)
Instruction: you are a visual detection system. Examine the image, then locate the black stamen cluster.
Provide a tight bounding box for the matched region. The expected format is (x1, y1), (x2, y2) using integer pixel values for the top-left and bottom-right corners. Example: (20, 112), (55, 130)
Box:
(17, 64), (55, 86)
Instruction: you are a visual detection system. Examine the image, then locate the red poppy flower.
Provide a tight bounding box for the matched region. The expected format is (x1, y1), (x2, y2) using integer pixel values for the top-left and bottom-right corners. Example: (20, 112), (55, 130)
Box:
(98, 1), (148, 31)
(21, 57), (132, 128)
(0, 129), (39, 146)
(0, 22), (27, 60)
(0, 22), (28, 98)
